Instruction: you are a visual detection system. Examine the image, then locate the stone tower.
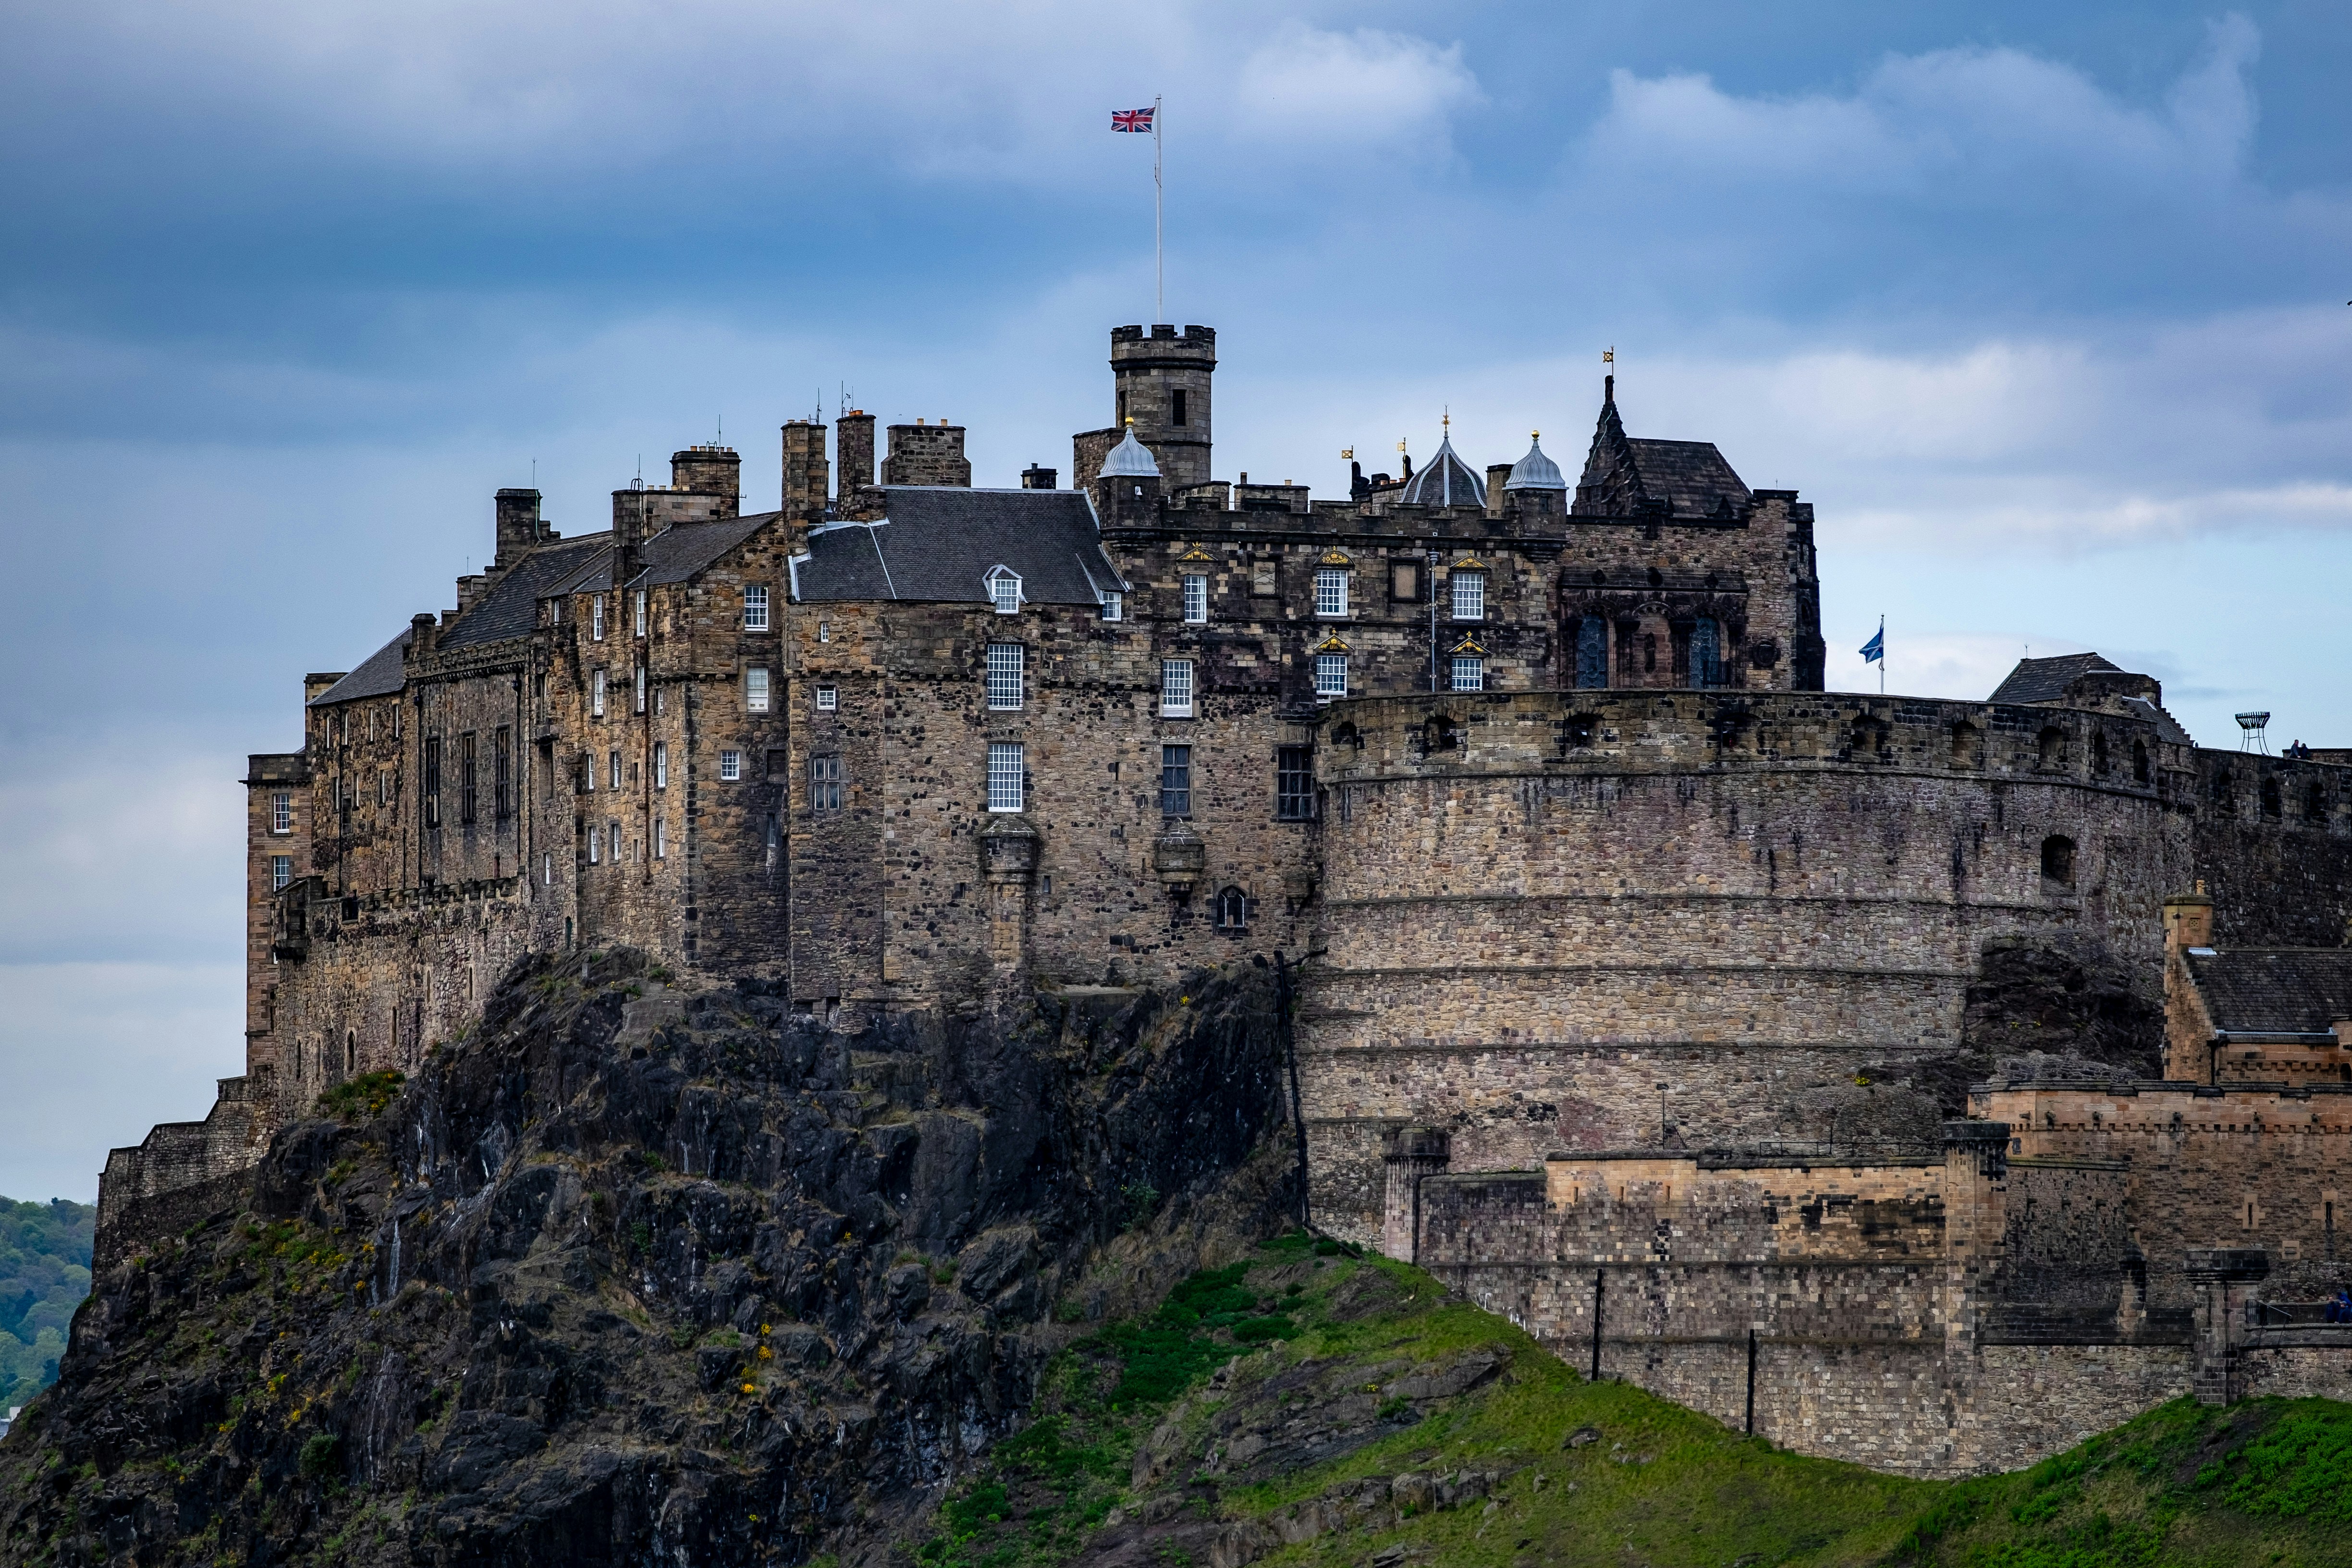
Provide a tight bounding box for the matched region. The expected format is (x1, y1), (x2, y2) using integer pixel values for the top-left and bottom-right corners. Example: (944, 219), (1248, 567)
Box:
(1109, 324), (1214, 491)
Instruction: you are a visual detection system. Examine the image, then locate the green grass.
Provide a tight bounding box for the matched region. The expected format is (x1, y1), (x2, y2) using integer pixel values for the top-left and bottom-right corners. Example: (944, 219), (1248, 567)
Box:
(913, 1232), (2352, 1568)
(315, 1071), (405, 1123)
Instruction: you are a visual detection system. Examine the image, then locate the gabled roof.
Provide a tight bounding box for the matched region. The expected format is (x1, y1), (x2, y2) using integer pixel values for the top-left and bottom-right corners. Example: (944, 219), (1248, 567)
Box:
(551, 514), (775, 598)
(2186, 949), (2352, 1034)
(1987, 653), (2126, 705)
(1401, 433), (1485, 510)
(795, 487), (1122, 606)
(438, 535), (611, 652)
(1571, 390), (1752, 519)
(308, 627), (413, 706)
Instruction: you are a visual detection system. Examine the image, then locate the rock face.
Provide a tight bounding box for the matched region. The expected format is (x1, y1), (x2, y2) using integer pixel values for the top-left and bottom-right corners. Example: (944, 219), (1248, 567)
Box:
(0, 950), (1296, 1567)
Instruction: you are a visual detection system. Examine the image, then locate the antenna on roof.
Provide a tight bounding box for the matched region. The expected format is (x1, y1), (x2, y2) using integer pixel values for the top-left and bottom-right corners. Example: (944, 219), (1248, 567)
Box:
(2236, 712), (2273, 755)
(531, 457), (537, 487)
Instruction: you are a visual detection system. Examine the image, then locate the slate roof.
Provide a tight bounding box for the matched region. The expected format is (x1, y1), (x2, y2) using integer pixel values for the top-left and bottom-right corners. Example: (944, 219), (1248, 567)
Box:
(1987, 653), (2126, 705)
(1571, 394), (1752, 519)
(309, 627), (413, 706)
(2186, 949), (2352, 1034)
(2118, 695), (2195, 747)
(439, 536), (612, 652)
(1401, 434), (1486, 510)
(795, 487), (1122, 606)
(555, 514), (775, 596)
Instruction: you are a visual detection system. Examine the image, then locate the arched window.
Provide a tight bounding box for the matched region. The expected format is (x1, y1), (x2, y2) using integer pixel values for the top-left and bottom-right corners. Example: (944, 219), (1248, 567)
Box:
(2132, 740), (2151, 784)
(1424, 714), (1459, 753)
(1331, 721), (1360, 750)
(1642, 632), (1658, 674)
(1688, 618), (1721, 689)
(2037, 726), (2065, 771)
(344, 1029), (357, 1074)
(1214, 886), (1248, 931)
(2041, 835), (2076, 887)
(1575, 618), (1608, 689)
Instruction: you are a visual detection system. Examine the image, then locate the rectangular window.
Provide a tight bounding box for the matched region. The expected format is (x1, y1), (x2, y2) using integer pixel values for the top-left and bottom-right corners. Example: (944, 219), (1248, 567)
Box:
(1173, 388), (1188, 427)
(634, 665), (646, 714)
(988, 572), (1021, 614)
(580, 750), (594, 792)
(493, 727), (512, 820)
(610, 821), (622, 863)
(270, 791), (292, 833)
(1451, 570), (1486, 621)
(423, 739), (442, 827)
(987, 742), (1025, 812)
(654, 816), (666, 858)
(816, 685), (838, 712)
(592, 668), (606, 717)
(634, 589), (647, 636)
(1315, 567), (1349, 618)
(1314, 653), (1348, 698)
(1161, 658), (1194, 718)
(379, 770), (392, 806)
(610, 749), (622, 791)
(1100, 592), (1123, 623)
(720, 748), (741, 781)
(810, 754), (845, 812)
(986, 642), (1025, 710)
(1159, 744), (1191, 817)
(270, 854), (293, 892)
(1451, 654), (1485, 693)
(1276, 746), (1314, 821)
(1182, 573), (1208, 624)
(459, 732), (478, 826)
(539, 738), (555, 799)
(654, 742), (668, 788)
(592, 595), (605, 641)
(746, 668), (770, 712)
(744, 585), (770, 631)
(588, 822), (600, 864)
(543, 851), (553, 885)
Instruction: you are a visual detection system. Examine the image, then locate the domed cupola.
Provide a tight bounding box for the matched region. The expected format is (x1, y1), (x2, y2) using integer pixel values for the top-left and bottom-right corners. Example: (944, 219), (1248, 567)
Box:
(1401, 418), (1485, 510)
(1098, 421), (1161, 478)
(1503, 430), (1566, 491)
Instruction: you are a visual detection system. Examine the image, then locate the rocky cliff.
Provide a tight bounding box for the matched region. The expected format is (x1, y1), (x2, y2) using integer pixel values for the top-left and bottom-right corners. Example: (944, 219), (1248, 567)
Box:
(0, 949), (1298, 1566)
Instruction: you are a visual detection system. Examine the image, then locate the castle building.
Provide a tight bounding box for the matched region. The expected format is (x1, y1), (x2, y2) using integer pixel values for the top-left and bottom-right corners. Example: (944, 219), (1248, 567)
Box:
(102, 320), (2352, 1477)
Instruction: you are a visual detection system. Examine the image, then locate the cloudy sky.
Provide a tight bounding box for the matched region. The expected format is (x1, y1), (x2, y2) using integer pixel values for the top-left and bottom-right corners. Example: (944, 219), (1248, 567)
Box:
(2, 0), (2347, 1200)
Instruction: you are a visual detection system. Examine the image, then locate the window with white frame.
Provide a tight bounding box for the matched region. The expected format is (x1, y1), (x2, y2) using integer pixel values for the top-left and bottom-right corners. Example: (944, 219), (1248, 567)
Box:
(1451, 654), (1485, 693)
(634, 590), (647, 636)
(1315, 567), (1349, 618)
(270, 855), (292, 892)
(588, 824), (600, 864)
(609, 822), (621, 863)
(592, 595), (605, 641)
(1100, 592), (1123, 622)
(985, 566), (1022, 614)
(1314, 652), (1348, 698)
(609, 749), (621, 790)
(1451, 569), (1486, 621)
(270, 791), (292, 833)
(744, 585), (769, 631)
(1181, 573), (1208, 624)
(542, 852), (553, 885)
(1161, 659), (1194, 718)
(720, 748), (741, 781)
(592, 669), (606, 717)
(816, 686), (837, 712)
(746, 667), (770, 712)
(654, 817), (666, 858)
(634, 665), (646, 713)
(986, 642), (1024, 710)
(655, 742), (668, 788)
(987, 742), (1026, 811)
(378, 771), (392, 806)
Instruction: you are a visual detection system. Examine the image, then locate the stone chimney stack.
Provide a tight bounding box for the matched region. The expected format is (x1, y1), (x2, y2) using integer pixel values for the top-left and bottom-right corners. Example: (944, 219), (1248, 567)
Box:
(670, 446), (741, 516)
(1021, 463), (1057, 490)
(611, 483), (651, 598)
(835, 411), (878, 519)
(2164, 881), (2215, 955)
(781, 420), (830, 548)
(880, 420), (971, 487)
(494, 488), (544, 568)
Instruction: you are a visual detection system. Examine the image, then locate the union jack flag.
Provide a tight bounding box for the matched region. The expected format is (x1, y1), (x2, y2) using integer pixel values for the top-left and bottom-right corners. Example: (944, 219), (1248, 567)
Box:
(1112, 108), (1155, 133)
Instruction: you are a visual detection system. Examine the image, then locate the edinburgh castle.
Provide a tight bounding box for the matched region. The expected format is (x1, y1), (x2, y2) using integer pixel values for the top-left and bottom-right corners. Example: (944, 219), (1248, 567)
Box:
(99, 322), (2352, 1476)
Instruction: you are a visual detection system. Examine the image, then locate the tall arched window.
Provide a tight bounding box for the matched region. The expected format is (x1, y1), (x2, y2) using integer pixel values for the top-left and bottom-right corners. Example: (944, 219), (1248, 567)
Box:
(1688, 618), (1721, 688)
(1214, 886), (1248, 931)
(1575, 618), (1608, 689)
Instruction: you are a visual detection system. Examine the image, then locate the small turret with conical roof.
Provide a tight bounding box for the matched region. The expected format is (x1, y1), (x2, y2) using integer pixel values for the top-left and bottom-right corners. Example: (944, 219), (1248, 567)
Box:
(1401, 415), (1486, 511)
(1093, 419), (1163, 526)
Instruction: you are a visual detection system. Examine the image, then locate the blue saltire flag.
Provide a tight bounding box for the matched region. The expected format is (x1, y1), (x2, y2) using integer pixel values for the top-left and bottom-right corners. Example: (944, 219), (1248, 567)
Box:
(1859, 628), (1884, 663)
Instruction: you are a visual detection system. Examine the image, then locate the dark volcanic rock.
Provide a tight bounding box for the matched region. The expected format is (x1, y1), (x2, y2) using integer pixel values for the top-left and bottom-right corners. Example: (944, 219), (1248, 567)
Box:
(0, 950), (1295, 1567)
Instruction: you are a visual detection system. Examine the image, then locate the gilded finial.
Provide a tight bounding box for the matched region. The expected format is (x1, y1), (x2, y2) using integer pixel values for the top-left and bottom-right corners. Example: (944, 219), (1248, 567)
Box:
(1531, 429), (1541, 441)
(1124, 416), (1135, 426)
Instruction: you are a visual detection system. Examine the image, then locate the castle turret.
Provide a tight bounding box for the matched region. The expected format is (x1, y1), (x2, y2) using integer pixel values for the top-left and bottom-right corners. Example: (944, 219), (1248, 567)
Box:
(1094, 421), (1162, 526)
(1108, 324), (1214, 491)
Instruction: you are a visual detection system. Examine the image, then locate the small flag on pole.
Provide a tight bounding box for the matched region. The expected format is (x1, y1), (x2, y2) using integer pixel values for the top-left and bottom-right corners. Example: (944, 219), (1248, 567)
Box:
(1112, 108), (1155, 132)
(1859, 626), (1884, 663)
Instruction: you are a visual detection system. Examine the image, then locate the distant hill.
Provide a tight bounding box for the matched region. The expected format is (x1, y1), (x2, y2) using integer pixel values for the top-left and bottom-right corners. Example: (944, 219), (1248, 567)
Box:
(0, 1198), (93, 1412)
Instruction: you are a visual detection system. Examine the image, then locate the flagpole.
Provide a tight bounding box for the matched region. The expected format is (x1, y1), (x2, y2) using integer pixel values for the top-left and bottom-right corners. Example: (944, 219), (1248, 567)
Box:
(1153, 95), (1164, 324)
(1879, 614), (1886, 695)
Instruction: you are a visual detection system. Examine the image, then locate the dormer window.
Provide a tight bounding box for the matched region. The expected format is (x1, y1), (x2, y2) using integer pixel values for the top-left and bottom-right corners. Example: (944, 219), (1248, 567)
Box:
(985, 566), (1023, 614)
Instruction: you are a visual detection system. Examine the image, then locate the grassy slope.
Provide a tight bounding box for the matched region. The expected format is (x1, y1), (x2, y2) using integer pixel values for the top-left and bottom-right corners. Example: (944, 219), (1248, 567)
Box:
(914, 1235), (2352, 1568)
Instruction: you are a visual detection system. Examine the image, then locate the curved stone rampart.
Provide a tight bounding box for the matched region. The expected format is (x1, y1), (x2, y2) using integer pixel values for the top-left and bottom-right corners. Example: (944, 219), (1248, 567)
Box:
(1302, 689), (2195, 1242)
